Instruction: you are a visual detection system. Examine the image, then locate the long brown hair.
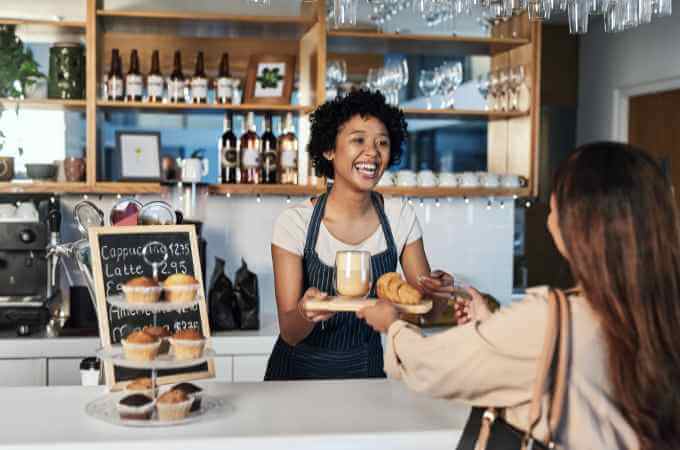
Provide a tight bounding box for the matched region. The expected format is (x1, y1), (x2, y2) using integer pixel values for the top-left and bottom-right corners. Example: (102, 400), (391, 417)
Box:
(553, 142), (680, 450)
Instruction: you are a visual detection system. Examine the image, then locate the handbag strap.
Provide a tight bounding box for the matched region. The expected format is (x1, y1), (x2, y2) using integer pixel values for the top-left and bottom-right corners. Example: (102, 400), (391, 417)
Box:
(522, 288), (570, 449)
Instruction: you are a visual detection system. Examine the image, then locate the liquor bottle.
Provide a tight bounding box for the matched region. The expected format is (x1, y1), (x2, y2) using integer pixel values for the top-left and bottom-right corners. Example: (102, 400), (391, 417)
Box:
(240, 112), (261, 184)
(190, 51), (208, 104)
(147, 50), (164, 103)
(220, 112), (239, 184)
(168, 50), (185, 103)
(261, 113), (278, 184)
(215, 53), (232, 104)
(106, 49), (124, 101)
(125, 49), (143, 102)
(278, 113), (298, 184)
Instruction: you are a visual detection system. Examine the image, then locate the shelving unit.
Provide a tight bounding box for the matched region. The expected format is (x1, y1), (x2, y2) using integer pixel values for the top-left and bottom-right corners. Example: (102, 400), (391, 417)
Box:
(0, 1), (541, 198)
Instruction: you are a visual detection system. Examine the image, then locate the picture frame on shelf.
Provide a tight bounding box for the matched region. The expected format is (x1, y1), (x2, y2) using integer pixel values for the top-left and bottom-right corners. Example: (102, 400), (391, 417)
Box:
(244, 54), (296, 105)
(115, 131), (162, 181)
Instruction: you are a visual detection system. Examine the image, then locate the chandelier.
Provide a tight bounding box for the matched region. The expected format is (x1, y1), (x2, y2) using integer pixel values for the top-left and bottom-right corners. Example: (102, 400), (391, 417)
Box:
(330, 0), (672, 34)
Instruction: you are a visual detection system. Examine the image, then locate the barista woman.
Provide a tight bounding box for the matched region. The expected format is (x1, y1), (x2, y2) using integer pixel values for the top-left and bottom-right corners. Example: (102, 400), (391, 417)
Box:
(264, 90), (454, 380)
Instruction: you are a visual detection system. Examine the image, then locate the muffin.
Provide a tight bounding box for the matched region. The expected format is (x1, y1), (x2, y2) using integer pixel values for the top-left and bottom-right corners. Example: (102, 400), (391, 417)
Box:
(163, 273), (199, 303)
(121, 330), (161, 361)
(124, 377), (157, 398)
(156, 389), (193, 421)
(117, 394), (155, 420)
(122, 276), (161, 304)
(169, 328), (205, 361)
(143, 326), (171, 354)
(171, 382), (203, 412)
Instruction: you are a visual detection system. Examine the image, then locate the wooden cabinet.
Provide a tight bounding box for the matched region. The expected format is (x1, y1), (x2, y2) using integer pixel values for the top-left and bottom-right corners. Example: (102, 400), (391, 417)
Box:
(0, 359), (47, 387)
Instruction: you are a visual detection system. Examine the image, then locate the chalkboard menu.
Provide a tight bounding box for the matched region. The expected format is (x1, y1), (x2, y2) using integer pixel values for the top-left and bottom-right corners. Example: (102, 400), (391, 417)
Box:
(89, 225), (214, 389)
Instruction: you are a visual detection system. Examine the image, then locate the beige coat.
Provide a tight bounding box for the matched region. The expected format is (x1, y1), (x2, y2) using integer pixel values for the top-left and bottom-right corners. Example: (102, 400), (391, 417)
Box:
(384, 286), (639, 450)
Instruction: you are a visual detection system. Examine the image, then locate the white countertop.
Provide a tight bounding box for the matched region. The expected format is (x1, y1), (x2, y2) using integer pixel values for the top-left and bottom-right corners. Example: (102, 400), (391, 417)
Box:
(0, 315), (279, 358)
(2, 379), (469, 450)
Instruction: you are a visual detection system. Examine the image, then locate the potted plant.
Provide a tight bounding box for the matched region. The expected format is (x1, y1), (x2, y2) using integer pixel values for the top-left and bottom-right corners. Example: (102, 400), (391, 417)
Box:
(0, 25), (46, 181)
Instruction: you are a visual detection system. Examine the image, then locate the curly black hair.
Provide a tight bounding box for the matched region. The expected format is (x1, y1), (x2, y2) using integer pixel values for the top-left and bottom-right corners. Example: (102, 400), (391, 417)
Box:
(307, 89), (408, 179)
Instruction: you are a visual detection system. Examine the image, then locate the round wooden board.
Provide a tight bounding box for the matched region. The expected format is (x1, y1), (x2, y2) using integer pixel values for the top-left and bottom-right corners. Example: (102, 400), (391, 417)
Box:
(305, 297), (433, 315)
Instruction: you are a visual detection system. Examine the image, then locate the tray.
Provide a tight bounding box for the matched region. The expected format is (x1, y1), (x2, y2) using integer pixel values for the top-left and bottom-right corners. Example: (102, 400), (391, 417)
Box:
(97, 347), (216, 369)
(107, 294), (200, 312)
(85, 393), (228, 427)
(305, 297), (433, 315)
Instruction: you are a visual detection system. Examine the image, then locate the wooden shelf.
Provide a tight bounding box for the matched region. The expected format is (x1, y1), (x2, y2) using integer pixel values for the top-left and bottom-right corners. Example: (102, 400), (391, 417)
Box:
(90, 182), (165, 194)
(0, 182), (88, 194)
(327, 30), (529, 56)
(209, 184), (530, 198)
(96, 100), (311, 114)
(402, 108), (529, 120)
(0, 18), (86, 29)
(0, 98), (86, 110)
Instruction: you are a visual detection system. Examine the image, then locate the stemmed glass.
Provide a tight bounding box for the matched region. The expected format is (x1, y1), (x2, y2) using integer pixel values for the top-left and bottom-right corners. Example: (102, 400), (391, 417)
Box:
(418, 69), (440, 110)
(497, 68), (510, 111)
(438, 61), (463, 109)
(476, 73), (491, 110)
(509, 65), (526, 111)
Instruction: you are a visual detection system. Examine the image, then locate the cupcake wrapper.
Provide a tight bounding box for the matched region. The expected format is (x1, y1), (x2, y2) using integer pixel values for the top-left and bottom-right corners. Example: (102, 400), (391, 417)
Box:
(122, 285), (162, 304)
(156, 398), (193, 421)
(117, 400), (155, 421)
(163, 283), (199, 303)
(121, 340), (161, 361)
(169, 338), (205, 361)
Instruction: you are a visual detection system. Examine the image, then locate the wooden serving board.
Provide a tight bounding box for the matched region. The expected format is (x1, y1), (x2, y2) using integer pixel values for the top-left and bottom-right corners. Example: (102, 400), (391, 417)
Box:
(305, 297), (433, 315)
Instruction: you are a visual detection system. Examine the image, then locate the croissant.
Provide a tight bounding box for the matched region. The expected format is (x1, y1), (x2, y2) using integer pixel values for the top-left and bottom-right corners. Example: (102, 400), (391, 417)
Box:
(376, 272), (423, 305)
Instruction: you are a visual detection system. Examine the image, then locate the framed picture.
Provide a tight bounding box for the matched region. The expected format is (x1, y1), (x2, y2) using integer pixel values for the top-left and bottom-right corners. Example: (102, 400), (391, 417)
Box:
(244, 54), (296, 105)
(115, 131), (162, 181)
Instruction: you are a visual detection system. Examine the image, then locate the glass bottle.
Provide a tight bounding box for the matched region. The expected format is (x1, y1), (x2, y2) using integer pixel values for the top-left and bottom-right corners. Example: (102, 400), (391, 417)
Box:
(278, 113), (298, 184)
(168, 50), (185, 103)
(125, 49), (143, 102)
(220, 112), (239, 184)
(261, 113), (278, 184)
(215, 53), (232, 104)
(147, 50), (164, 103)
(240, 112), (261, 184)
(106, 48), (124, 101)
(190, 51), (208, 104)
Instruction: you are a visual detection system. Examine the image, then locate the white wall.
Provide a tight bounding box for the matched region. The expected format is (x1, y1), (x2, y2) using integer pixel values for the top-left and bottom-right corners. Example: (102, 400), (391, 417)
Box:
(60, 194), (515, 319)
(577, 0), (680, 144)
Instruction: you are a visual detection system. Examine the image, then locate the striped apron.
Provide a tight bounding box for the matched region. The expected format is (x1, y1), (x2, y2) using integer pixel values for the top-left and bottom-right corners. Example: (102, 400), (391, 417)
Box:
(264, 191), (398, 380)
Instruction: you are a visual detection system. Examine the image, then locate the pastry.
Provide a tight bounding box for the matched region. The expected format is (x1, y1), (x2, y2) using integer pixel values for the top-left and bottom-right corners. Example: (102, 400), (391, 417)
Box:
(117, 394), (155, 421)
(376, 272), (424, 305)
(163, 273), (199, 303)
(121, 276), (161, 304)
(170, 328), (205, 361)
(125, 377), (157, 397)
(143, 326), (171, 354)
(156, 389), (193, 421)
(171, 382), (203, 412)
(376, 272), (401, 300)
(121, 330), (160, 361)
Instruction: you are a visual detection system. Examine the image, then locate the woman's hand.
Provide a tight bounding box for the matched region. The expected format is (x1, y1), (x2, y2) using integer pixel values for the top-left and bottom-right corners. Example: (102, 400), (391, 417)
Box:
(454, 286), (493, 325)
(417, 270), (455, 300)
(356, 300), (400, 333)
(298, 287), (335, 323)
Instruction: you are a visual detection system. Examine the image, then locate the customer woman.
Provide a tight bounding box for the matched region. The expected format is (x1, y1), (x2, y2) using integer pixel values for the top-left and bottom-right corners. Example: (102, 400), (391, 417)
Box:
(358, 142), (680, 449)
(265, 90), (454, 380)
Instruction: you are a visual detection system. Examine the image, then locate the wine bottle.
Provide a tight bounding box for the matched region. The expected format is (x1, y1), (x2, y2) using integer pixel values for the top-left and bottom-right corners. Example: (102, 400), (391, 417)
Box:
(220, 112), (239, 184)
(261, 113), (278, 184)
(107, 49), (124, 101)
(125, 49), (143, 102)
(278, 112), (298, 184)
(147, 50), (164, 103)
(215, 53), (232, 104)
(240, 112), (261, 184)
(191, 51), (208, 104)
(168, 50), (185, 103)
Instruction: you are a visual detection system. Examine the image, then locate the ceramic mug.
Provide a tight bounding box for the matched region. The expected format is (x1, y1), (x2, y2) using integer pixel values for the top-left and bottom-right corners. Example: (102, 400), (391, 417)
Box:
(457, 172), (480, 188)
(396, 170), (417, 187)
(417, 170), (438, 187)
(180, 158), (209, 183)
(500, 174), (527, 188)
(479, 172), (501, 188)
(377, 171), (394, 187)
(64, 157), (86, 182)
(438, 172), (458, 187)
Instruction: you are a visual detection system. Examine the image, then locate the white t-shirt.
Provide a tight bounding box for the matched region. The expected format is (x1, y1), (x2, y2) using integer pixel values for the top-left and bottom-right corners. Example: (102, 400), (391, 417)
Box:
(272, 197), (423, 266)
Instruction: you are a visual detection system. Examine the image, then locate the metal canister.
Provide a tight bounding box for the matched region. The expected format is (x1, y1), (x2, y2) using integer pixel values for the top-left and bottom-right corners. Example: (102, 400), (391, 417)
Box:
(48, 42), (85, 99)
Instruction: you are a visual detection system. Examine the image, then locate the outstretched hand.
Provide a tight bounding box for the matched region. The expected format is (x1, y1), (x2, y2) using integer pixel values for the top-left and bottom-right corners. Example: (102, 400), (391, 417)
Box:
(356, 300), (400, 334)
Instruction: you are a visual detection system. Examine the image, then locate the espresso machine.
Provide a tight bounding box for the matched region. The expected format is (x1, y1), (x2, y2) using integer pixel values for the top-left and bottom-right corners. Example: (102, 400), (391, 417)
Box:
(0, 195), (62, 336)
